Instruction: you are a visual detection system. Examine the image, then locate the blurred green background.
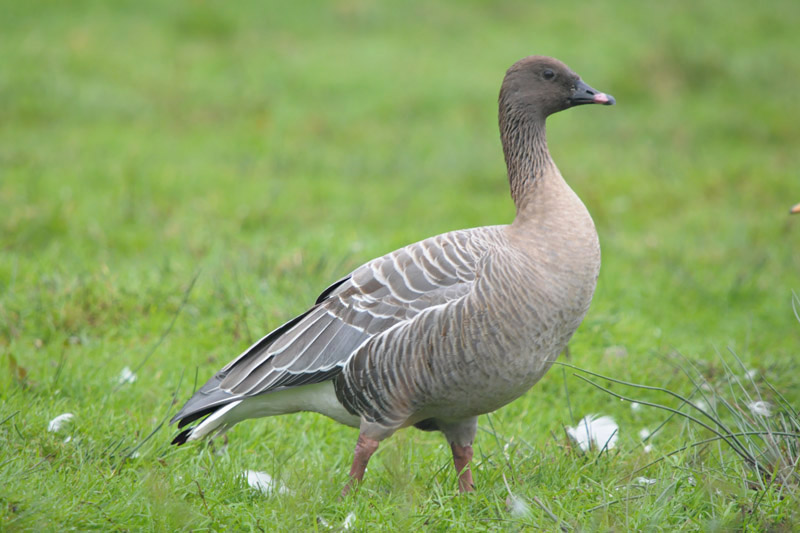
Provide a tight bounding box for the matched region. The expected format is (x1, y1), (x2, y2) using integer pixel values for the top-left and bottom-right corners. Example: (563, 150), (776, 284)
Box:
(1, 0), (799, 530)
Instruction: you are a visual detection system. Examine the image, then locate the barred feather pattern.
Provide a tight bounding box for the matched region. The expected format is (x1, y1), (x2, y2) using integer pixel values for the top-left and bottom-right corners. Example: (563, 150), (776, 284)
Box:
(170, 228), (499, 426)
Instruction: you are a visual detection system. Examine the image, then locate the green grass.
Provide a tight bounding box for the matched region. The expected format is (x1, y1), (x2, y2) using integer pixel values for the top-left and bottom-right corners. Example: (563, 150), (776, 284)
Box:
(2, 0), (800, 530)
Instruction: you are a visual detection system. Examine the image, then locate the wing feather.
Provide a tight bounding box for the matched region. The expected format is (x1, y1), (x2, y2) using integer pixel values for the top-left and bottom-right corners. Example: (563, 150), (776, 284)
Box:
(171, 227), (502, 425)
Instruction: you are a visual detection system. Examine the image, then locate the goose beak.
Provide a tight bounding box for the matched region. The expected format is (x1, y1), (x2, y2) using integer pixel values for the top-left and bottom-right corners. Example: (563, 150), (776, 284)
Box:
(569, 79), (615, 106)
(791, 202), (800, 214)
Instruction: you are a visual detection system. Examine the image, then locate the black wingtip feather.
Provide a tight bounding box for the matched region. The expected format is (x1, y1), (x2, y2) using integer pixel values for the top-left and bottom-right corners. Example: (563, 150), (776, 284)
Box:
(175, 405), (219, 429)
(171, 428), (193, 445)
(315, 275), (351, 304)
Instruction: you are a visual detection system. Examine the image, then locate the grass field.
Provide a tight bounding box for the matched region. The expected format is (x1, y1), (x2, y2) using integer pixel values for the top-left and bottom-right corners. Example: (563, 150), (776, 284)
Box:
(2, 0), (799, 530)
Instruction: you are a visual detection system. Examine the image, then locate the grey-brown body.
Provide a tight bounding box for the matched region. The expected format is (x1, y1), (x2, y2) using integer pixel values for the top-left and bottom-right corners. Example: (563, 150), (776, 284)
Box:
(171, 55), (613, 494)
(338, 177), (600, 442)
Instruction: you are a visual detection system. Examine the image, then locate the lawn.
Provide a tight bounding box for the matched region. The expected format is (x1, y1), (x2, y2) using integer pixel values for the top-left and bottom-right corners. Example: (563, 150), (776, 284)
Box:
(2, 0), (799, 530)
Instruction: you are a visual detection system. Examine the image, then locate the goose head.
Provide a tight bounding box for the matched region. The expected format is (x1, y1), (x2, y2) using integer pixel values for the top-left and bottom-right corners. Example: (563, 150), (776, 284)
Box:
(499, 56), (614, 120)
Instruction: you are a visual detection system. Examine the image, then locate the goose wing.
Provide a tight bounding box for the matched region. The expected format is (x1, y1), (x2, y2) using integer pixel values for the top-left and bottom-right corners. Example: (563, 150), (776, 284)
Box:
(171, 228), (497, 426)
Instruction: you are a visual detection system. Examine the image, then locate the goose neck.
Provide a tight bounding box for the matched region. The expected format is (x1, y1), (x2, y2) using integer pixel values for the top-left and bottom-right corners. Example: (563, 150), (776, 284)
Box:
(500, 113), (555, 214)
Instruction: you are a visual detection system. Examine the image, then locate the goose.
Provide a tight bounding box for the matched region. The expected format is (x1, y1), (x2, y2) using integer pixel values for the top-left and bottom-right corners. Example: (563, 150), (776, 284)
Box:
(170, 55), (615, 495)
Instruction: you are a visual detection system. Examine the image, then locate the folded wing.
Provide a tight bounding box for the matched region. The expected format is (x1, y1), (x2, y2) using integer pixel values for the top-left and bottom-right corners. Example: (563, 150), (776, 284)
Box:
(171, 228), (497, 427)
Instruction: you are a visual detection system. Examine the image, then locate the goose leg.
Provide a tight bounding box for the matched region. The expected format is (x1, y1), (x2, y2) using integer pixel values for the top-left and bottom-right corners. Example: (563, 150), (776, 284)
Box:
(341, 433), (380, 497)
(441, 416), (478, 493)
(450, 442), (475, 492)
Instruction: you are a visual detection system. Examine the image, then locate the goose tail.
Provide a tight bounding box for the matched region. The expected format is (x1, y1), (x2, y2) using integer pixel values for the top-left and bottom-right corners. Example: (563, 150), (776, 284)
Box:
(171, 400), (243, 445)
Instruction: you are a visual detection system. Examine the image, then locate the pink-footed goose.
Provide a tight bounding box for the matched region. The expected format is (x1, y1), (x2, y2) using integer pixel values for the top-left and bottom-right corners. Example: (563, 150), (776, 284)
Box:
(171, 56), (615, 495)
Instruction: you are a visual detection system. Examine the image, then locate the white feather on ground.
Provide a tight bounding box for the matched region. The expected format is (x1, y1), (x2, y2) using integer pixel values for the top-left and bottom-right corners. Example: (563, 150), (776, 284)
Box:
(566, 415), (618, 452)
(243, 470), (290, 495)
(47, 413), (74, 433)
(117, 366), (137, 384)
(342, 512), (356, 530)
(748, 401), (772, 417)
(506, 494), (532, 518)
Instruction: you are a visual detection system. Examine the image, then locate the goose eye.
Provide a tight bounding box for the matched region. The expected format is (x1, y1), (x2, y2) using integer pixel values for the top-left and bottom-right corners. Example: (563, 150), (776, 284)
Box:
(542, 69), (555, 81)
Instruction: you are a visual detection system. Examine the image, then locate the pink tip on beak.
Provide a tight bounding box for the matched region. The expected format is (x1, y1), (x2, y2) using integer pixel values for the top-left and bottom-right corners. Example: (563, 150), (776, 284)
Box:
(791, 202), (800, 214)
(593, 93), (612, 104)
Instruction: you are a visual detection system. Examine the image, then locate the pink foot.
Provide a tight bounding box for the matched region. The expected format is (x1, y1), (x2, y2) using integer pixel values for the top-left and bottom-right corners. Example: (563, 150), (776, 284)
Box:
(341, 433), (380, 498)
(450, 442), (475, 493)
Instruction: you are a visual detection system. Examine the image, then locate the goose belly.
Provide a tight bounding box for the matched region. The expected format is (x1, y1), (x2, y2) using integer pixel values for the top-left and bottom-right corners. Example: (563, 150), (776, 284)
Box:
(420, 337), (568, 421)
(420, 282), (594, 420)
